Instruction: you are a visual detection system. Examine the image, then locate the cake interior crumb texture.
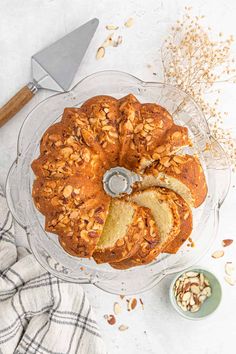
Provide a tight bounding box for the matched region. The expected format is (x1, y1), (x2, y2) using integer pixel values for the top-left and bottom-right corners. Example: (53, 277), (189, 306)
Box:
(97, 200), (135, 248)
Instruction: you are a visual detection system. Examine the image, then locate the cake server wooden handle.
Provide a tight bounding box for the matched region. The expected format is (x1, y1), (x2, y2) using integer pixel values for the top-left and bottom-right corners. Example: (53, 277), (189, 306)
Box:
(0, 82), (38, 128)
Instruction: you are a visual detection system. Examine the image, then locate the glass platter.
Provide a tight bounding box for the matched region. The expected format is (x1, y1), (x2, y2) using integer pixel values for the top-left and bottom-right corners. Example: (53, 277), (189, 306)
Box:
(6, 71), (231, 295)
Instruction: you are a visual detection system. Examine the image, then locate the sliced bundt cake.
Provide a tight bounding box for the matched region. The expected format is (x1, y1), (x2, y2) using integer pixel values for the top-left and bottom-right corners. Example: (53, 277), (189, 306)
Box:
(139, 154), (207, 207)
(110, 187), (180, 269)
(111, 187), (192, 269)
(93, 199), (159, 264)
(31, 93), (207, 267)
(162, 192), (193, 254)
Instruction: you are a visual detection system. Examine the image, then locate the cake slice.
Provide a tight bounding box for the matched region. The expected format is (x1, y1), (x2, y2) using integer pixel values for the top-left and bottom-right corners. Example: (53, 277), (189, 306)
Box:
(110, 187), (181, 269)
(93, 199), (159, 264)
(162, 192), (193, 254)
(128, 188), (180, 250)
(139, 155), (207, 207)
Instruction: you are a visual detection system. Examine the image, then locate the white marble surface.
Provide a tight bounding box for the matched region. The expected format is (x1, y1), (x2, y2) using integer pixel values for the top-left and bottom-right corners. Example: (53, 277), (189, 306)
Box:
(0, 1), (236, 353)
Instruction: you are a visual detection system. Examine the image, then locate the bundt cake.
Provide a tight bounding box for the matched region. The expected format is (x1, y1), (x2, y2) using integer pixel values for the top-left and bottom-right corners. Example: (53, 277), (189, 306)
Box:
(31, 94), (207, 269)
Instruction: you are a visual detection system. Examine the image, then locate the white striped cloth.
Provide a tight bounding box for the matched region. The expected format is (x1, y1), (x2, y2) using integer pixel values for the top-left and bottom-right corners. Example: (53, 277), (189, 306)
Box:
(0, 187), (106, 354)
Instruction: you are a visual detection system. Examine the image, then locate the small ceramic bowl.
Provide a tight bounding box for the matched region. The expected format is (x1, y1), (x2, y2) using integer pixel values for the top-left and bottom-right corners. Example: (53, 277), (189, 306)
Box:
(169, 267), (222, 320)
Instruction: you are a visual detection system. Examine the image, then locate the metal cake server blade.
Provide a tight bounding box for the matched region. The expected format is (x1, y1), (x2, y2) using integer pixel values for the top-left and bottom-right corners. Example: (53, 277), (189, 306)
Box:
(0, 18), (99, 127)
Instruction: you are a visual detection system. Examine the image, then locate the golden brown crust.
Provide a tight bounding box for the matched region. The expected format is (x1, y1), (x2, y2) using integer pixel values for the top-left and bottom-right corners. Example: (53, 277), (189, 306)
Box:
(118, 98), (190, 171)
(81, 95), (120, 166)
(33, 176), (111, 257)
(109, 208), (160, 269)
(32, 141), (106, 180)
(110, 187), (182, 269)
(144, 154), (207, 207)
(93, 203), (157, 264)
(31, 93), (207, 264)
(163, 193), (193, 254)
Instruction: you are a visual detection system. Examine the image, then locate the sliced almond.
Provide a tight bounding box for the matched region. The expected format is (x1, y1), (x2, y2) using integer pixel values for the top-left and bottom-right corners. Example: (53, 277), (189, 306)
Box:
(199, 273), (205, 286)
(182, 292), (191, 302)
(190, 285), (200, 295)
(127, 298), (137, 311)
(189, 294), (195, 306)
(190, 304), (200, 312)
(102, 33), (114, 47)
(96, 47), (105, 60)
(188, 277), (200, 284)
(114, 302), (122, 315)
(198, 294), (207, 303)
(225, 262), (235, 276)
(139, 298), (144, 310)
(119, 325), (129, 331)
(63, 185), (73, 198)
(104, 314), (116, 325)
(201, 286), (212, 297)
(113, 35), (123, 47)
(224, 275), (236, 286)
(185, 271), (199, 277)
(211, 250), (224, 259)
(106, 24), (119, 30)
(124, 17), (134, 28)
(178, 302), (187, 312)
(222, 239), (233, 247)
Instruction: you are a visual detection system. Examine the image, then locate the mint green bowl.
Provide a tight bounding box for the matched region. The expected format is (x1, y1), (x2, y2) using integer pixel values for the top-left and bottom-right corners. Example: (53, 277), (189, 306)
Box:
(169, 267), (222, 320)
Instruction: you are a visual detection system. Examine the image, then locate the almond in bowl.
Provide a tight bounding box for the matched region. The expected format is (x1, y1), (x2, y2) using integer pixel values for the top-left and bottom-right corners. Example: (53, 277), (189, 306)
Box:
(169, 268), (222, 320)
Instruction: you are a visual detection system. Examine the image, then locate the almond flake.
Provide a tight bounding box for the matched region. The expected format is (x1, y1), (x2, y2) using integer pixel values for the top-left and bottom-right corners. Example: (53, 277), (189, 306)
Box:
(124, 17), (134, 28)
(102, 33), (114, 48)
(96, 47), (105, 60)
(211, 250), (224, 259)
(224, 275), (236, 286)
(130, 298), (137, 310)
(222, 239), (234, 247)
(119, 324), (129, 331)
(113, 302), (122, 315)
(106, 24), (119, 30)
(225, 262), (235, 276)
(104, 314), (116, 325)
(139, 298), (144, 310)
(113, 35), (123, 47)
(185, 271), (199, 277)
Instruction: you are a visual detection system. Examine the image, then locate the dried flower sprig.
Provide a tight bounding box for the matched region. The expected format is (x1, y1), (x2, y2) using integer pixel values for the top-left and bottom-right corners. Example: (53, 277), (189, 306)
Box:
(159, 6), (236, 170)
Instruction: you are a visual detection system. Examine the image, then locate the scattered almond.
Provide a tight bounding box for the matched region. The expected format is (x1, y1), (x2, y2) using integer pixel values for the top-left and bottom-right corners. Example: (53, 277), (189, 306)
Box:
(119, 325), (129, 331)
(113, 302), (122, 315)
(104, 314), (116, 325)
(224, 275), (236, 286)
(113, 35), (123, 47)
(211, 250), (224, 259)
(102, 33), (114, 48)
(139, 298), (144, 310)
(106, 24), (119, 30)
(130, 298), (137, 310)
(96, 47), (105, 60)
(222, 239), (233, 247)
(124, 17), (134, 28)
(225, 262), (235, 276)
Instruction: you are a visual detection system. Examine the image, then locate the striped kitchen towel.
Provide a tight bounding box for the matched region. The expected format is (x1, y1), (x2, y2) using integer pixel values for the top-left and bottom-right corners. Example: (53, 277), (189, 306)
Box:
(0, 187), (106, 354)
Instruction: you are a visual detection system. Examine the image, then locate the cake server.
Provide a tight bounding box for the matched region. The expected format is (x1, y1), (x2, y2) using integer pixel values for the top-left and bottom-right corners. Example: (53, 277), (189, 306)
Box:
(0, 18), (99, 127)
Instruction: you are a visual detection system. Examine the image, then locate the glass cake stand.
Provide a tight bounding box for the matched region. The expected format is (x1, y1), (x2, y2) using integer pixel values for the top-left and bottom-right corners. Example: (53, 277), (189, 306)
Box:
(5, 71), (231, 295)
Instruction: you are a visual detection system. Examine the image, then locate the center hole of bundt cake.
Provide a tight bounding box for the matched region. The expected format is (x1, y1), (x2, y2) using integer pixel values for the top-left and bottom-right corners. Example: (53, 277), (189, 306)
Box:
(103, 167), (142, 197)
